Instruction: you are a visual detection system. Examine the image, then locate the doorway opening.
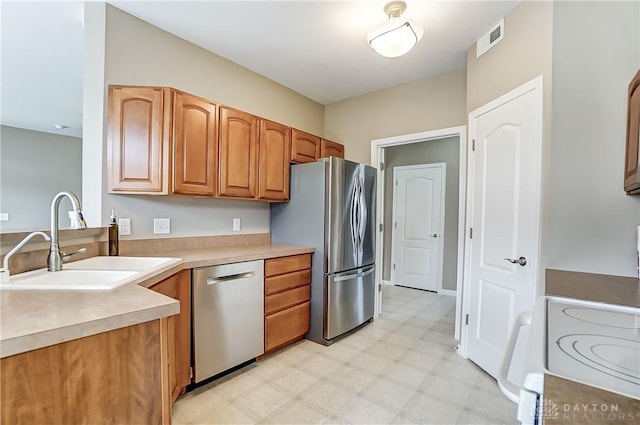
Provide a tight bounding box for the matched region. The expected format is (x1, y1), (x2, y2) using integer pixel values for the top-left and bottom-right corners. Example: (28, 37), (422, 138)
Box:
(371, 126), (467, 343)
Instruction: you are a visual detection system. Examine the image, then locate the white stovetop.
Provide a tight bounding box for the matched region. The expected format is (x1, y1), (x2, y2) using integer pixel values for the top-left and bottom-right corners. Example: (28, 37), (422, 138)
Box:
(546, 298), (640, 400)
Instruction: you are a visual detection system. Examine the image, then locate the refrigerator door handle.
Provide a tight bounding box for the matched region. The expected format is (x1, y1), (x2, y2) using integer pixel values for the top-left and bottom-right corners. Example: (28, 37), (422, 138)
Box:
(350, 180), (359, 257)
(333, 266), (375, 282)
(358, 176), (367, 254)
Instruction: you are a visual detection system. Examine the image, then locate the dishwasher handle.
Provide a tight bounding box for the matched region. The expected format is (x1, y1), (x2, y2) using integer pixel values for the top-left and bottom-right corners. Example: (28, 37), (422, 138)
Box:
(498, 310), (532, 403)
(206, 271), (255, 285)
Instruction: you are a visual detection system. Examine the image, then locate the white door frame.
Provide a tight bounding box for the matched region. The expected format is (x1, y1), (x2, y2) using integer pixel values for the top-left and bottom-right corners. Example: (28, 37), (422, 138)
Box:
(371, 125), (467, 344)
(460, 75), (544, 359)
(390, 163), (447, 293)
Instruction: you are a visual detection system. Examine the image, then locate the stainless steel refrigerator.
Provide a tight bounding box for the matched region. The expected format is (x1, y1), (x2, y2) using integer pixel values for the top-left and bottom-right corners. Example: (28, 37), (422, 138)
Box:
(270, 157), (376, 345)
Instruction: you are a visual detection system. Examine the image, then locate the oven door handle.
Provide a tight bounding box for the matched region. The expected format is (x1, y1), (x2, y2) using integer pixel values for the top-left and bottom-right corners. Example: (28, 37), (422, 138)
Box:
(498, 310), (532, 403)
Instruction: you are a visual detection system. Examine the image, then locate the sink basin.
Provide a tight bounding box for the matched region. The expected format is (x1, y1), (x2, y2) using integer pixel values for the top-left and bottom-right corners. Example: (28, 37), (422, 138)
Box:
(1, 256), (182, 291)
(1, 269), (139, 290)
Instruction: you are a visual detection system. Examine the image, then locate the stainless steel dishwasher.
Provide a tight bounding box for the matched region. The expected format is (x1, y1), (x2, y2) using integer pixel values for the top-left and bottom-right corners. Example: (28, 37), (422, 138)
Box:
(192, 260), (264, 383)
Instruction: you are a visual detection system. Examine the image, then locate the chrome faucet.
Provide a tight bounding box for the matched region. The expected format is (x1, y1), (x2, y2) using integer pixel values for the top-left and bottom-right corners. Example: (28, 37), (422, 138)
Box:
(0, 231), (51, 283)
(48, 191), (87, 272)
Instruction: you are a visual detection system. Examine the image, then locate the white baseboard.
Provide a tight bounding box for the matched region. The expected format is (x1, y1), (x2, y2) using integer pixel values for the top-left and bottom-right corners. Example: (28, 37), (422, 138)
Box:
(439, 289), (457, 297)
(382, 280), (394, 286)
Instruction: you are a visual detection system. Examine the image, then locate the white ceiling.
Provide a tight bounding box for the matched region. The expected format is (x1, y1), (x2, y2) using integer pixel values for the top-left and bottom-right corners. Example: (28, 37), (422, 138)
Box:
(1, 1), (521, 138)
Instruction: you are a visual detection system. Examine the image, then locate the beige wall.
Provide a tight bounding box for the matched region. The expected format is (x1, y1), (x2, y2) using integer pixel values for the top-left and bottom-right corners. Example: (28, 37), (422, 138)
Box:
(95, 5), (325, 238)
(548, 1), (640, 277)
(324, 69), (467, 165)
(382, 137), (460, 291)
(466, 0), (554, 288)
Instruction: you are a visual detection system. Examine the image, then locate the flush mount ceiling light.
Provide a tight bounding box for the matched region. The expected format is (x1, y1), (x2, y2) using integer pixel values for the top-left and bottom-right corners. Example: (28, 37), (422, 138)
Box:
(367, 1), (423, 58)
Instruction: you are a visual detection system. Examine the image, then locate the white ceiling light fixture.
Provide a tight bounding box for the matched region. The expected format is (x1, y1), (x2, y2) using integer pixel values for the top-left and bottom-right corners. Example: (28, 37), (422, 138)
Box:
(367, 1), (424, 58)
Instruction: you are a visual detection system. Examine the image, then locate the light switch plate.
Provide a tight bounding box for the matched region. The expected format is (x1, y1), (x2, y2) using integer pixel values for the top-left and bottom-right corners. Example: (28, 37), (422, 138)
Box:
(119, 218), (131, 236)
(153, 218), (170, 234)
(232, 218), (241, 232)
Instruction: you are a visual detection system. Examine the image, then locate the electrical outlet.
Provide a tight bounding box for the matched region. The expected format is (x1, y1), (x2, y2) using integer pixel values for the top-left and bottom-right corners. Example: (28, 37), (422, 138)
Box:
(0, 213), (8, 221)
(232, 218), (241, 232)
(119, 218), (131, 236)
(153, 218), (170, 234)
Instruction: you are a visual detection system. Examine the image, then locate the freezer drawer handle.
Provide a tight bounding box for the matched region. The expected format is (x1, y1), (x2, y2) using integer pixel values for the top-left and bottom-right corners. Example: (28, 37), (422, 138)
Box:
(333, 267), (375, 282)
(206, 271), (255, 285)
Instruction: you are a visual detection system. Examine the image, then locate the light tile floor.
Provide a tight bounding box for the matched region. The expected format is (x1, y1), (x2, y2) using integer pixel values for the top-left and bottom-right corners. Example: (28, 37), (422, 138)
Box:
(172, 285), (518, 425)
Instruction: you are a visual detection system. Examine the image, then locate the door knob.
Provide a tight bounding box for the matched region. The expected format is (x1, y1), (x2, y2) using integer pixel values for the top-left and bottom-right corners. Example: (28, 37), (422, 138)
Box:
(431, 234), (439, 238)
(504, 257), (527, 266)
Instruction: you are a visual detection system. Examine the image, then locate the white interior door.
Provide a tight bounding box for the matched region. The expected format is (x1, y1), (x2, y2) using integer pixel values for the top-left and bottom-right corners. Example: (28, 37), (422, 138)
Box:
(465, 76), (542, 377)
(391, 164), (445, 292)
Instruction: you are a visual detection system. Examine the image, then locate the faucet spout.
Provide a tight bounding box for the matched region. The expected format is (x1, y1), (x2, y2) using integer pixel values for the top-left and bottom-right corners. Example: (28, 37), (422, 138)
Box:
(1, 231), (51, 283)
(48, 191), (87, 272)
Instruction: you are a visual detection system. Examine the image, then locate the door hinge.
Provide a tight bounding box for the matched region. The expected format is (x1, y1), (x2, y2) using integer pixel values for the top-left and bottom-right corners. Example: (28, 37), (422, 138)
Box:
(394, 221), (397, 228)
(380, 162), (385, 171)
(378, 283), (382, 292)
(393, 264), (396, 270)
(472, 139), (476, 151)
(379, 223), (384, 232)
(189, 366), (193, 379)
(469, 228), (473, 239)
(465, 314), (469, 325)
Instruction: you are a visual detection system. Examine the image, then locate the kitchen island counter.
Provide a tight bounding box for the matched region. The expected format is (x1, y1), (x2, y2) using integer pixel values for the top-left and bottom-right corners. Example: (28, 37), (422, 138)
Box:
(1, 243), (313, 358)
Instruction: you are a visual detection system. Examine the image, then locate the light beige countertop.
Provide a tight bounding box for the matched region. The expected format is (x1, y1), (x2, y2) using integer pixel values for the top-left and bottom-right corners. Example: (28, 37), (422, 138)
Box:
(1, 243), (313, 358)
(132, 243), (315, 288)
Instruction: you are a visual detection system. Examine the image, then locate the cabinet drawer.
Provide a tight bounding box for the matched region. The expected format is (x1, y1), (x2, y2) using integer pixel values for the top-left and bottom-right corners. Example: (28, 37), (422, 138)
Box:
(265, 302), (310, 352)
(265, 254), (311, 277)
(265, 269), (310, 295)
(265, 285), (310, 315)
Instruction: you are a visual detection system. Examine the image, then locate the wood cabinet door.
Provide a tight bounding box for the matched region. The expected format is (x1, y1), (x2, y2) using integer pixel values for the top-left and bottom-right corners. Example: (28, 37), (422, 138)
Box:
(624, 70), (640, 194)
(108, 86), (170, 194)
(1, 320), (165, 425)
(172, 91), (217, 196)
(258, 119), (291, 201)
(291, 129), (321, 163)
(321, 139), (345, 159)
(218, 106), (258, 198)
(150, 270), (191, 402)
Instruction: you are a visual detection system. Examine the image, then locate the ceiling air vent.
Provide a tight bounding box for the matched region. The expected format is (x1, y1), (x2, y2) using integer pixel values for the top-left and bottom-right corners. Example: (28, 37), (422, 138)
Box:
(476, 19), (504, 58)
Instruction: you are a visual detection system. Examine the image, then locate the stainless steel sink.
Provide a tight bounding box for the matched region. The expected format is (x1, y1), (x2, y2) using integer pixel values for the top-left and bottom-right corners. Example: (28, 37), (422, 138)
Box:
(0, 256), (182, 291)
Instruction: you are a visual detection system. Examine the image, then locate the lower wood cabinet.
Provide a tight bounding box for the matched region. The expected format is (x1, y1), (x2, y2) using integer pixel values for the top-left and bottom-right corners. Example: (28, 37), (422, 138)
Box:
(1, 319), (170, 425)
(264, 254), (312, 353)
(150, 269), (191, 403)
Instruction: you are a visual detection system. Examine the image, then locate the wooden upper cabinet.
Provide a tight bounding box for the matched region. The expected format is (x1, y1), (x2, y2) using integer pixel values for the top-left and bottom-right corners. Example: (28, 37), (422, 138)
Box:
(321, 139), (345, 159)
(259, 119), (291, 201)
(108, 86), (170, 194)
(218, 106), (258, 198)
(624, 70), (640, 195)
(172, 92), (217, 196)
(291, 129), (321, 163)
